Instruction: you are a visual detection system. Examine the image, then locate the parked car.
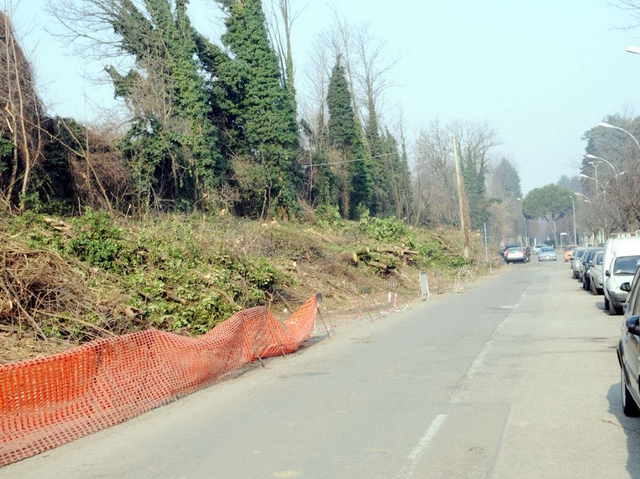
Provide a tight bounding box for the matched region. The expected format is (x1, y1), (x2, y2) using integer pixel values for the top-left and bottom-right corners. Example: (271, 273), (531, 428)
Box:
(616, 266), (640, 415)
(605, 254), (640, 315)
(571, 248), (587, 279)
(589, 251), (604, 295)
(532, 244), (547, 255)
(604, 238), (640, 315)
(581, 247), (604, 291)
(563, 244), (579, 262)
(538, 247), (557, 262)
(504, 247), (527, 264)
(501, 243), (521, 258)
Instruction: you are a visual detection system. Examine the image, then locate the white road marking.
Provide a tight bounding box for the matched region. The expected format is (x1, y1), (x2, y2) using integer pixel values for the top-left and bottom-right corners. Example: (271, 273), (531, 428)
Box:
(451, 295), (525, 403)
(395, 414), (447, 479)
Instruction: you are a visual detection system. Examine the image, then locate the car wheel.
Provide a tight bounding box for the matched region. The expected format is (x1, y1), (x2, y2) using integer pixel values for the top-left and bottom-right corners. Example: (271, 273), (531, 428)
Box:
(609, 299), (620, 315)
(604, 296), (610, 311)
(590, 281), (597, 295)
(622, 368), (640, 416)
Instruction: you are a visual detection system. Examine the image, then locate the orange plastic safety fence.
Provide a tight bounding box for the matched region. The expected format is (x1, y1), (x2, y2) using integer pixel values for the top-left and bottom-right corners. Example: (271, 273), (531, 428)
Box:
(0, 294), (318, 466)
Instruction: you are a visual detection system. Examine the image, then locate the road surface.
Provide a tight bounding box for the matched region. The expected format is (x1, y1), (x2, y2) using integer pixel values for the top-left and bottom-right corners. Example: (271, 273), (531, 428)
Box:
(2, 260), (638, 478)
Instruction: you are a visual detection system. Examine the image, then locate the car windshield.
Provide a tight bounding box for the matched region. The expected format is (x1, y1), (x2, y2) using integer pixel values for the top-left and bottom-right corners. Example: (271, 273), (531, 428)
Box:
(540, 247), (554, 252)
(575, 249), (586, 259)
(613, 255), (640, 275)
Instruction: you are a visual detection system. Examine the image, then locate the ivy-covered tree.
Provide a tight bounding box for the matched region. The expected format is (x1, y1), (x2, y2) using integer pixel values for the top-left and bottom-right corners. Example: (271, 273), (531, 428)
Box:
(364, 96), (389, 216)
(210, 0), (301, 218)
(522, 184), (573, 247)
(459, 142), (490, 230)
(105, 0), (221, 212)
(327, 57), (372, 219)
(380, 128), (411, 219)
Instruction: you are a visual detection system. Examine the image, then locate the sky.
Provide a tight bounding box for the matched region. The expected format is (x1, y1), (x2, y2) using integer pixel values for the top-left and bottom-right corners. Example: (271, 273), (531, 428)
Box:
(10, 0), (640, 194)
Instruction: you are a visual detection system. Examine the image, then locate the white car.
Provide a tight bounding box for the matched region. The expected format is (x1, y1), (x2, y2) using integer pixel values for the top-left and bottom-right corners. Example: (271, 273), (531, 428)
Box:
(532, 244), (547, 254)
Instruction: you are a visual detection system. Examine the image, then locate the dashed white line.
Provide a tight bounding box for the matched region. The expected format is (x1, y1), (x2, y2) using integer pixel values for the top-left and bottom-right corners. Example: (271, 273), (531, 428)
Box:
(451, 295), (526, 403)
(395, 414), (447, 479)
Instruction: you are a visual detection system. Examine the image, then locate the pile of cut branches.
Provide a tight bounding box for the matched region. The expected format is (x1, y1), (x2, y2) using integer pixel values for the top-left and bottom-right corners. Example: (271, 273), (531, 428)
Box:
(0, 241), (134, 343)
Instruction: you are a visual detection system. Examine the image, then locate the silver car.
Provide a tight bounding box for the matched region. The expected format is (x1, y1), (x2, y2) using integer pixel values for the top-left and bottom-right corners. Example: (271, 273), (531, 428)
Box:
(605, 255), (640, 315)
(572, 247), (587, 279)
(589, 251), (604, 295)
(538, 247), (557, 261)
(504, 247), (527, 264)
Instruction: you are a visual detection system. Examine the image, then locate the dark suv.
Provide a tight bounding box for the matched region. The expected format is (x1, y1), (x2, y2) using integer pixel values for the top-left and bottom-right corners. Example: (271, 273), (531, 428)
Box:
(501, 243), (521, 258)
(617, 266), (640, 416)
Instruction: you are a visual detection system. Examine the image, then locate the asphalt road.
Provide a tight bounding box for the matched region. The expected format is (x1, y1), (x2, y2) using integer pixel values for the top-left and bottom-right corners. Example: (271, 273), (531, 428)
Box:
(2, 258), (639, 479)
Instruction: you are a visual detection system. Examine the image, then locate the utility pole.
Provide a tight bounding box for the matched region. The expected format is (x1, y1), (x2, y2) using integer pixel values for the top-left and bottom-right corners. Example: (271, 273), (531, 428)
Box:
(570, 196), (577, 245)
(452, 135), (470, 258)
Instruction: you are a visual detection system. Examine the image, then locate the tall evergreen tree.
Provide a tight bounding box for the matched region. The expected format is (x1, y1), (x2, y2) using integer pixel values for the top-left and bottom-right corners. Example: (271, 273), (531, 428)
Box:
(381, 128), (412, 219)
(212, 0), (301, 217)
(492, 158), (522, 199)
(326, 58), (372, 219)
(459, 144), (490, 230)
(364, 97), (393, 217)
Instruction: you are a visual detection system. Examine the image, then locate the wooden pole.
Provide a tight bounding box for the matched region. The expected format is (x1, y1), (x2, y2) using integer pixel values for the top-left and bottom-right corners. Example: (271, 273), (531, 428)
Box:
(452, 135), (470, 258)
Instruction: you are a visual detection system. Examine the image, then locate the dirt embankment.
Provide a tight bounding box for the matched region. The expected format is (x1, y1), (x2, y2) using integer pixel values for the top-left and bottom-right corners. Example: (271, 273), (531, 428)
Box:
(0, 214), (498, 363)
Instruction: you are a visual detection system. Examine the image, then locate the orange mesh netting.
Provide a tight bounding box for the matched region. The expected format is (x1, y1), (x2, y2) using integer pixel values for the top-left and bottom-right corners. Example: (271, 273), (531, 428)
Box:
(0, 294), (319, 466)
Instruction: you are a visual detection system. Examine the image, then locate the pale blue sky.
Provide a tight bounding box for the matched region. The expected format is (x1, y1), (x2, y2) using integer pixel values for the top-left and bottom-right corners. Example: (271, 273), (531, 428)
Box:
(11, 0), (640, 194)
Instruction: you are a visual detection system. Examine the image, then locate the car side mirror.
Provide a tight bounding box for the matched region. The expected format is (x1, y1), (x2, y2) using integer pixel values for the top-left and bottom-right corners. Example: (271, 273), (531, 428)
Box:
(621, 282), (632, 292)
(606, 270), (611, 277)
(627, 315), (640, 335)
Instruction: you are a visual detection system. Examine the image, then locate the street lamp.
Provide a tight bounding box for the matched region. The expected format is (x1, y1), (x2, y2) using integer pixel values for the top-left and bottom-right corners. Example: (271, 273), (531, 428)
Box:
(585, 154), (618, 176)
(599, 121), (640, 151)
(579, 173), (602, 192)
(575, 192), (592, 203)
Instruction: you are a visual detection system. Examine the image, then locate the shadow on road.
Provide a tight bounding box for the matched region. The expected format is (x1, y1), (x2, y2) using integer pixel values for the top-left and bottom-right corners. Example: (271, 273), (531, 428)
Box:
(607, 383), (640, 478)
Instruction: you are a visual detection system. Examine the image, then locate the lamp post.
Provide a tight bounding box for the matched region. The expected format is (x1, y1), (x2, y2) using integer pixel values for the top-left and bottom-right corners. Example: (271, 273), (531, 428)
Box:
(588, 161), (599, 186)
(585, 154), (618, 176)
(574, 192), (596, 244)
(599, 121), (640, 151)
(580, 173), (604, 204)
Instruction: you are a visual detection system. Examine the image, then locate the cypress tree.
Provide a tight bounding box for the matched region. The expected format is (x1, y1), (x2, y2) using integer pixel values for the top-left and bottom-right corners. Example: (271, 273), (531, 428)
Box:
(326, 58), (372, 219)
(364, 96), (389, 217)
(213, 0), (301, 217)
(460, 148), (490, 230)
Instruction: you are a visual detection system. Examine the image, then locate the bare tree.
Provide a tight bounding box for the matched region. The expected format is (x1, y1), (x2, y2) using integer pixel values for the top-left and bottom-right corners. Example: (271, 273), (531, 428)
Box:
(414, 119), (501, 228)
(265, 0), (305, 93)
(0, 6), (45, 213)
(413, 119), (459, 226)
